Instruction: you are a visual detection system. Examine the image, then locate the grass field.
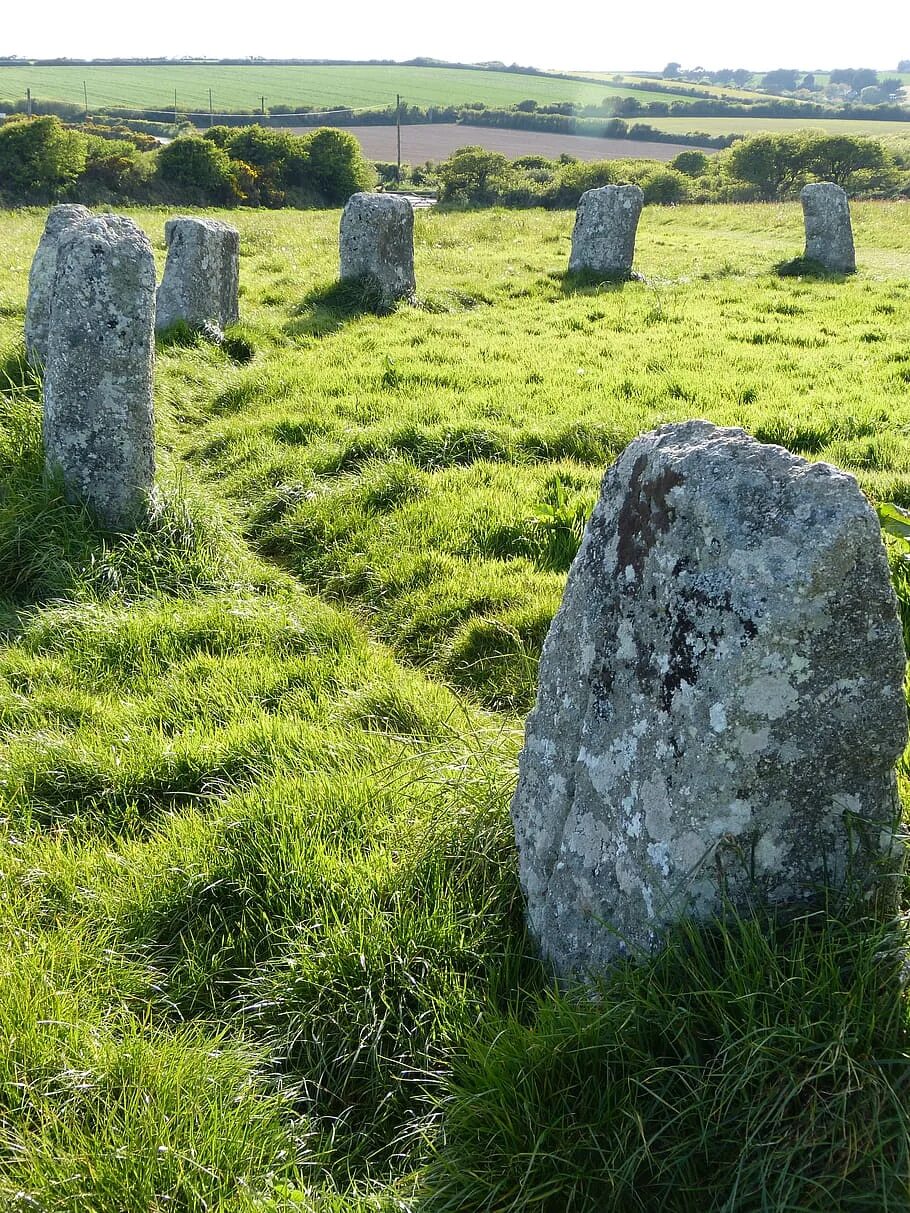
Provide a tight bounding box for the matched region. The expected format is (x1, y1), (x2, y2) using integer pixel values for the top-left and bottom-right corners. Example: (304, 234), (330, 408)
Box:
(2, 201), (910, 1210)
(568, 71), (772, 102)
(0, 63), (693, 114)
(644, 114), (910, 137)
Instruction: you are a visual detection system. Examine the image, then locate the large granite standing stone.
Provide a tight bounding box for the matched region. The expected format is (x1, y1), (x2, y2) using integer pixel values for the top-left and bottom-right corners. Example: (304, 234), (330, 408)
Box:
(801, 182), (856, 273)
(25, 204), (91, 366)
(339, 193), (415, 307)
(155, 216), (240, 334)
(511, 421), (907, 981)
(43, 215), (156, 530)
(568, 184), (644, 279)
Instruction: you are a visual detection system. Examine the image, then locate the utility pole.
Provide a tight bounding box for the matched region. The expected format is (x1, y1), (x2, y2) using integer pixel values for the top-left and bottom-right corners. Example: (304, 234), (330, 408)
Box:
(26, 87), (32, 117)
(83, 80), (88, 116)
(174, 87), (178, 114)
(261, 95), (266, 117)
(396, 93), (402, 184)
(209, 87), (213, 126)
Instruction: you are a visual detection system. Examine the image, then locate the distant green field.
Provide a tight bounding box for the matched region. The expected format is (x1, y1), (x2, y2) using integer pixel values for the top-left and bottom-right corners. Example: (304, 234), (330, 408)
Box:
(0, 63), (693, 114)
(646, 114), (910, 137)
(573, 72), (770, 102)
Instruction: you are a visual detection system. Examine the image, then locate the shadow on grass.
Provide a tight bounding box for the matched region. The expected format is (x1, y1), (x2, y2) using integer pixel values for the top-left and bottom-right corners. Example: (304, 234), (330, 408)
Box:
(156, 320), (256, 364)
(775, 256), (853, 281)
(560, 269), (642, 296)
(284, 276), (392, 338)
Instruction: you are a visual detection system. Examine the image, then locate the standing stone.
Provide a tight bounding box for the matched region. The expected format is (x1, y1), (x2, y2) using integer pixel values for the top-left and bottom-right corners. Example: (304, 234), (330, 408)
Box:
(339, 193), (415, 308)
(43, 215), (156, 530)
(511, 421), (907, 981)
(155, 216), (240, 334)
(801, 182), (856, 273)
(25, 204), (91, 366)
(568, 184), (644, 279)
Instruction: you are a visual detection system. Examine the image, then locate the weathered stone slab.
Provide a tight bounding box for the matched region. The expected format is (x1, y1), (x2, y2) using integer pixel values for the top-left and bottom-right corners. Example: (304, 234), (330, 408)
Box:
(801, 182), (856, 273)
(339, 193), (415, 307)
(43, 214), (156, 530)
(568, 184), (644, 279)
(25, 204), (91, 366)
(511, 421), (907, 980)
(155, 216), (240, 334)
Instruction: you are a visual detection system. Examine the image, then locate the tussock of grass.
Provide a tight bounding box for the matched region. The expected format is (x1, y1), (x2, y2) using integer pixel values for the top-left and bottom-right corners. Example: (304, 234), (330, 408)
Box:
(423, 908), (910, 1212)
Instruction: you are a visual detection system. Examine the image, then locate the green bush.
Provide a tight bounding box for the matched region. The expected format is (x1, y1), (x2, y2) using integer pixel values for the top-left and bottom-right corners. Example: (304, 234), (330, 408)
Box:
(437, 146), (513, 205)
(156, 135), (239, 204)
(301, 126), (376, 204)
(79, 135), (146, 197)
(0, 115), (86, 199)
(671, 149), (710, 177)
(544, 159), (616, 208)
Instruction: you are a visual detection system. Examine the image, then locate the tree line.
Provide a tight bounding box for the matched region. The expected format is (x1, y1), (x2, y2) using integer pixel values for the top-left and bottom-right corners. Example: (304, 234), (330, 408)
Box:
(434, 133), (908, 209)
(0, 116), (906, 212)
(0, 115), (375, 207)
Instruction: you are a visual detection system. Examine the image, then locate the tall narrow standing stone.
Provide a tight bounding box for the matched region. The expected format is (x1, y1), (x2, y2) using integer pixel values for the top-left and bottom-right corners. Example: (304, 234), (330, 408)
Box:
(568, 184), (644, 279)
(801, 182), (856, 273)
(43, 215), (156, 530)
(25, 204), (91, 366)
(155, 215), (240, 334)
(511, 421), (907, 981)
(339, 193), (415, 308)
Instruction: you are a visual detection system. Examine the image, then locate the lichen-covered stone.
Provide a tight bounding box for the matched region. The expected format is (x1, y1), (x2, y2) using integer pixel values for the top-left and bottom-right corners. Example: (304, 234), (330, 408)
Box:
(25, 204), (91, 366)
(339, 193), (415, 307)
(155, 216), (240, 334)
(511, 421), (907, 981)
(568, 184), (644, 279)
(801, 182), (856, 273)
(43, 214), (156, 530)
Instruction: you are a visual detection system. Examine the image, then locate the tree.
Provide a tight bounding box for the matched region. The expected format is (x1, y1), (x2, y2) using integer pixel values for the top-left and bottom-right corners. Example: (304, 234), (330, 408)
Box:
(728, 132), (810, 199)
(301, 127), (375, 204)
(761, 68), (800, 93)
(663, 62), (682, 77)
(0, 114), (86, 198)
(802, 133), (894, 189)
(899, 60), (910, 72)
(830, 67), (879, 91)
(671, 150), (709, 177)
(157, 135), (238, 203)
(437, 146), (512, 204)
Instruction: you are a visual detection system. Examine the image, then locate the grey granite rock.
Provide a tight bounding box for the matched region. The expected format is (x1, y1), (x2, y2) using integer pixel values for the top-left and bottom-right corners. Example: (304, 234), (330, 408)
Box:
(25, 204), (91, 366)
(801, 182), (856, 273)
(155, 216), (240, 334)
(568, 184), (644, 279)
(511, 421), (907, 980)
(339, 193), (415, 307)
(43, 214), (156, 530)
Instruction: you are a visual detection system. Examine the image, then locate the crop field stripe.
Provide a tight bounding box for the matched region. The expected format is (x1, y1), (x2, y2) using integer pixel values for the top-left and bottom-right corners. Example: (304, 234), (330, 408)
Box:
(0, 63), (708, 112)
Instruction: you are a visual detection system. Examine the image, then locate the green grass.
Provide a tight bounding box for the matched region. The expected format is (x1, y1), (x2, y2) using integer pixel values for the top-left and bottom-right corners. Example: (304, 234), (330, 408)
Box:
(0, 63), (695, 115)
(1, 200), (910, 1209)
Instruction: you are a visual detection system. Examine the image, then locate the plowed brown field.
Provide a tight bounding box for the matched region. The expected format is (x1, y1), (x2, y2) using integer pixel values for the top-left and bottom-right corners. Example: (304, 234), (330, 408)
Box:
(279, 122), (705, 163)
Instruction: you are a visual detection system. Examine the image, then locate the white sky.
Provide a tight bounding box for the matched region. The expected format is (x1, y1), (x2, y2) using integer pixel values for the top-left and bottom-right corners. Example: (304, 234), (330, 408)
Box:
(2, 0), (908, 72)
